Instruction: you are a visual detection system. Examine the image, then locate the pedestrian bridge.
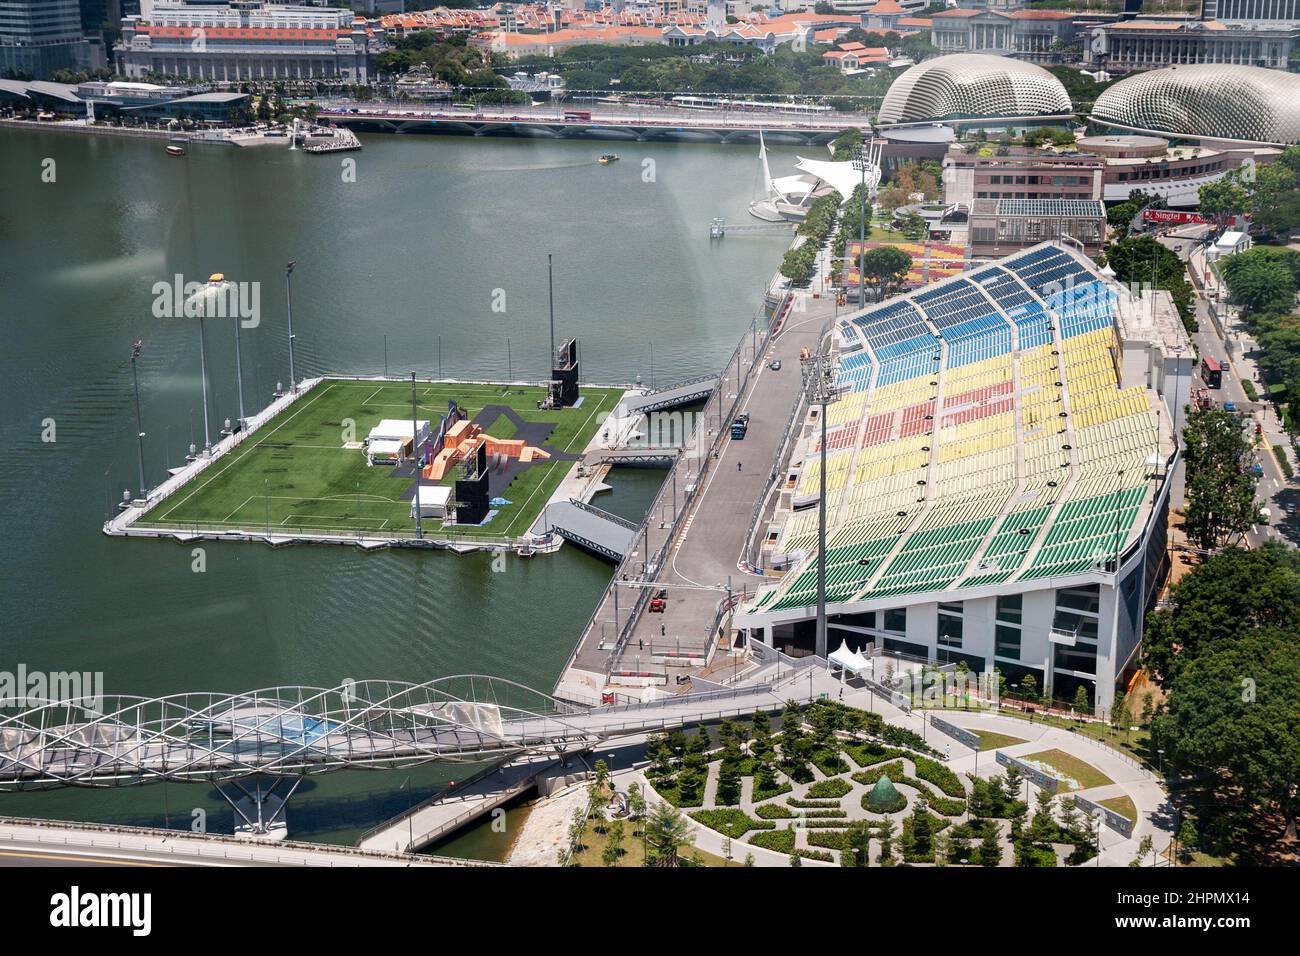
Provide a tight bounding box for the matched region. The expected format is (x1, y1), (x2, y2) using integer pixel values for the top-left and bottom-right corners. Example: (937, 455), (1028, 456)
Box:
(618, 375), (719, 417)
(544, 498), (638, 561)
(0, 676), (785, 790)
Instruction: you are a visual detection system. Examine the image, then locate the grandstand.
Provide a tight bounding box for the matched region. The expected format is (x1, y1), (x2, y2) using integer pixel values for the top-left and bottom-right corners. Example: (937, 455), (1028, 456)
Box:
(736, 243), (1183, 713)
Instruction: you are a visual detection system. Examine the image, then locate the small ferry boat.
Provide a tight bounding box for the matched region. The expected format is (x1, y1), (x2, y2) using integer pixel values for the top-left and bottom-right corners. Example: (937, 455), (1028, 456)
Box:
(598, 153), (620, 164)
(166, 145), (186, 157)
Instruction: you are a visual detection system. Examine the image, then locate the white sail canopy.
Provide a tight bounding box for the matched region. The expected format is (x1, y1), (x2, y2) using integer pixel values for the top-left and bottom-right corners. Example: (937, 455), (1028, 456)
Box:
(794, 156), (880, 203)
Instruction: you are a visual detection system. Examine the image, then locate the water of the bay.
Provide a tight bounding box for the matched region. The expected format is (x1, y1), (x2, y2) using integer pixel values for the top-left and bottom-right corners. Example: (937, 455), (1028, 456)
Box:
(0, 127), (796, 847)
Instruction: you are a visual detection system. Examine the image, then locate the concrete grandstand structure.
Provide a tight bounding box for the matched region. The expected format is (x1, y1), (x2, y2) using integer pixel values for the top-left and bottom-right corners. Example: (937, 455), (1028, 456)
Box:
(876, 53), (1073, 129)
(1090, 63), (1300, 147)
(736, 244), (1188, 713)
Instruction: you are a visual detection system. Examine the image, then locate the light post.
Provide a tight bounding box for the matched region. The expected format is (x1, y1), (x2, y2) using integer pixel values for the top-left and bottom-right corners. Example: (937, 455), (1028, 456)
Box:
(130, 340), (148, 500)
(285, 261), (298, 393)
(801, 331), (841, 661)
(851, 143), (869, 306)
(411, 371), (423, 541)
(232, 298), (247, 430)
(196, 296), (213, 456)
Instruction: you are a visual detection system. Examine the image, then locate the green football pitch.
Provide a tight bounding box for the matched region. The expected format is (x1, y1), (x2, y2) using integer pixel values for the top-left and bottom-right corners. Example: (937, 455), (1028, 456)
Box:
(136, 379), (623, 539)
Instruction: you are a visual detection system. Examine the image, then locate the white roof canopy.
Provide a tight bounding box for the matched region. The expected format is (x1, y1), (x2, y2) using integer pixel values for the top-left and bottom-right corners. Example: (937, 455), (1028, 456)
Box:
(367, 439), (405, 458)
(368, 419), (429, 442)
(413, 485), (452, 506)
(828, 639), (873, 674)
(794, 156), (878, 203)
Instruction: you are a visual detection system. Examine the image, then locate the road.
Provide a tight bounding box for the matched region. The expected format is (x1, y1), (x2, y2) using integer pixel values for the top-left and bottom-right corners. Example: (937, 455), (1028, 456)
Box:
(319, 100), (875, 135)
(618, 264), (838, 673)
(1161, 230), (1298, 548)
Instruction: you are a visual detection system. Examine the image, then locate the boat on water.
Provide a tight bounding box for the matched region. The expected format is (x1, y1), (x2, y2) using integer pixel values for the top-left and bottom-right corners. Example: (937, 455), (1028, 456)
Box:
(598, 153), (620, 164)
(166, 145), (186, 157)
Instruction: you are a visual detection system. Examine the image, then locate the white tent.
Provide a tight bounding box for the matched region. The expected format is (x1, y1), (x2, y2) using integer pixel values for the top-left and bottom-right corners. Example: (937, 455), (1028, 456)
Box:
(367, 439), (405, 464)
(368, 418), (430, 442)
(410, 484), (451, 519)
(828, 639), (873, 680)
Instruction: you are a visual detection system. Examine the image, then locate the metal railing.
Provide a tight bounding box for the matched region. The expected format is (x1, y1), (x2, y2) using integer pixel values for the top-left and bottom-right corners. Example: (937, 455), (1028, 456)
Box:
(555, 288), (791, 686)
(0, 815), (499, 867)
(600, 292), (793, 674)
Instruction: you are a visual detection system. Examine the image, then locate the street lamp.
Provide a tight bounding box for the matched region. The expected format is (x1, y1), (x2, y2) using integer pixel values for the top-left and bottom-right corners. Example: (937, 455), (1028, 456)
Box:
(801, 331), (841, 661)
(231, 294), (247, 430)
(850, 140), (876, 306)
(130, 340), (148, 500)
(285, 261), (298, 393)
(195, 287), (214, 455)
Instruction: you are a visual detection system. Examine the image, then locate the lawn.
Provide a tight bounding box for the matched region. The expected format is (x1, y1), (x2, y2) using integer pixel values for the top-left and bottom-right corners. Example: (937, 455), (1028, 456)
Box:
(570, 820), (731, 867)
(136, 379), (621, 539)
(1100, 795), (1138, 824)
(1021, 749), (1115, 792)
(975, 731), (1028, 752)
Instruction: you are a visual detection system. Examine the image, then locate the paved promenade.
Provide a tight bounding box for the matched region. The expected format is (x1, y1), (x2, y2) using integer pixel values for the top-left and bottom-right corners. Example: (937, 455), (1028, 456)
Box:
(0, 817), (484, 867)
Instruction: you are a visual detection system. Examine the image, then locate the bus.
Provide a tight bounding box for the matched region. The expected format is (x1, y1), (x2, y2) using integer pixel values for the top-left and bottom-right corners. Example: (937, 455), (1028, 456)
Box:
(1201, 355), (1223, 389)
(563, 110), (591, 122)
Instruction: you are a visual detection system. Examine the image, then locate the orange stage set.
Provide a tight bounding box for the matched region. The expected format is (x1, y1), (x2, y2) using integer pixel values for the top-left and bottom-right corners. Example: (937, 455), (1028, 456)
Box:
(423, 419), (551, 481)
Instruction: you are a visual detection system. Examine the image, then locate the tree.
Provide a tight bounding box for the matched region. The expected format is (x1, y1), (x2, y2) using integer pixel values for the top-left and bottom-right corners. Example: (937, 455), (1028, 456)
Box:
(1221, 248), (1298, 316)
(1198, 171), (1251, 219)
(899, 210), (927, 241)
(1155, 628), (1300, 840)
(1143, 542), (1300, 684)
(1176, 817), (1198, 864)
(859, 246), (912, 302)
(627, 782), (646, 828)
(1182, 407), (1261, 551)
(603, 819), (625, 866)
(978, 825), (1002, 867)
(645, 801), (695, 867)
(878, 820), (897, 866)
(841, 821), (871, 867)
(1019, 673), (1039, 704)
(1030, 790), (1057, 844)
(910, 802), (935, 860)
(1072, 684), (1091, 714)
(1103, 234), (1195, 333)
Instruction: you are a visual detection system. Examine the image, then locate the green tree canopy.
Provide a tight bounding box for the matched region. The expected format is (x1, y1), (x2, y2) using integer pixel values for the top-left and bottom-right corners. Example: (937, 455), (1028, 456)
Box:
(859, 245), (912, 301)
(1155, 627), (1300, 840)
(1181, 407), (1262, 552)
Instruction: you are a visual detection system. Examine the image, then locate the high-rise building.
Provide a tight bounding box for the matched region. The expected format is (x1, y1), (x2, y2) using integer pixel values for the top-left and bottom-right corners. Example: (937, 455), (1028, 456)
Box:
(0, 0), (97, 78)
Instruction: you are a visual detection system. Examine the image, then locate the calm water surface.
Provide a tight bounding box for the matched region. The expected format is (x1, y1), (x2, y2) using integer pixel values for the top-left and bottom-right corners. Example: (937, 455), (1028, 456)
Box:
(0, 128), (794, 843)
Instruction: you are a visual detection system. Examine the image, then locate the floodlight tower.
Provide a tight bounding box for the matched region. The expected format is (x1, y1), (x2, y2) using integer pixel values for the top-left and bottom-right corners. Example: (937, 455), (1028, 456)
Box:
(130, 340), (147, 500)
(801, 329), (842, 660)
(285, 261), (298, 393)
(852, 142), (870, 306)
(196, 298), (213, 456)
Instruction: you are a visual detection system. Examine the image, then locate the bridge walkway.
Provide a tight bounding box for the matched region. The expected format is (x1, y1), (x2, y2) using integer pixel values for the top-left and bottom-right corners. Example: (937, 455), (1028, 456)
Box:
(543, 499), (638, 561)
(358, 752), (561, 854)
(617, 375), (718, 417)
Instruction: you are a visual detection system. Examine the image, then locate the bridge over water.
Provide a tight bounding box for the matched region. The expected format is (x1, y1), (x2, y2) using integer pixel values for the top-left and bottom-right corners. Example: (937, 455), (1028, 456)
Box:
(0, 677), (790, 791)
(320, 104), (871, 145)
